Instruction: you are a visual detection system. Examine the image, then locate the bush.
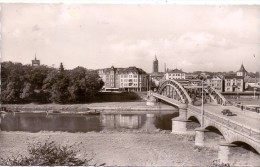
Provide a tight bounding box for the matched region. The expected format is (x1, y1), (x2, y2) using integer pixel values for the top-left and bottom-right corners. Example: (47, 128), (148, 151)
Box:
(0, 137), (92, 166)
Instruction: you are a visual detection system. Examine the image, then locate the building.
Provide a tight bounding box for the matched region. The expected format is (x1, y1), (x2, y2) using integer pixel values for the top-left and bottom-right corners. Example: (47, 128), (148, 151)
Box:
(149, 56), (165, 88)
(32, 55), (40, 66)
(185, 73), (198, 80)
(236, 63), (248, 77)
(224, 75), (244, 92)
(245, 76), (260, 90)
(153, 55), (158, 73)
(206, 75), (224, 92)
(165, 68), (186, 80)
(98, 66), (148, 92)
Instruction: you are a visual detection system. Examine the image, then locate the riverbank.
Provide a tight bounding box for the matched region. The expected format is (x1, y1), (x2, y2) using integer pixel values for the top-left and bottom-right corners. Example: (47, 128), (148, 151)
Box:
(0, 131), (218, 166)
(1, 102), (176, 114)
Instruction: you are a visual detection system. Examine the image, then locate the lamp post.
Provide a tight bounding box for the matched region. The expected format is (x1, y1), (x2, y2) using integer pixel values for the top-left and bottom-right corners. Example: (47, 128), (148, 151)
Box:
(200, 78), (206, 128)
(201, 81), (204, 127)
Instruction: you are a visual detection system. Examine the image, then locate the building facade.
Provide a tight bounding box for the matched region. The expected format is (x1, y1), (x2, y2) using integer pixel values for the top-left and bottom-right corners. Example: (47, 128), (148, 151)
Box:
(165, 68), (186, 80)
(206, 75), (224, 92)
(98, 66), (148, 92)
(224, 75), (244, 92)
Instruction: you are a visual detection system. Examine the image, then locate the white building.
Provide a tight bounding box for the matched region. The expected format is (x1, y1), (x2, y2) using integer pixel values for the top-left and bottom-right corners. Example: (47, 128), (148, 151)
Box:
(224, 75), (244, 92)
(165, 68), (186, 80)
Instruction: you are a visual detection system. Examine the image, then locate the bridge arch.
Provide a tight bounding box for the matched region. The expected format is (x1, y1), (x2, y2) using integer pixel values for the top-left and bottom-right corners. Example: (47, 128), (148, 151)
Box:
(158, 80), (192, 104)
(204, 125), (227, 142)
(231, 141), (260, 155)
(187, 115), (201, 125)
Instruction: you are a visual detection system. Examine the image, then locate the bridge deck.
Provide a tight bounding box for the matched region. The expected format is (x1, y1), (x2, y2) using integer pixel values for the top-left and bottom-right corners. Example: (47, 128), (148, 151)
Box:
(200, 103), (260, 131)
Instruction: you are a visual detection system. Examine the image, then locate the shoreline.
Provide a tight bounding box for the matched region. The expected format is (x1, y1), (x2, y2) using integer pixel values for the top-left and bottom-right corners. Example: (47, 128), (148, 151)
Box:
(1, 101), (177, 114)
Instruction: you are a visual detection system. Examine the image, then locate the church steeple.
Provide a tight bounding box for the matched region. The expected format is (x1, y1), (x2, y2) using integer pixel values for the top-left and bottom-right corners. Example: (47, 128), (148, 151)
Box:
(153, 54), (158, 73)
(237, 63), (247, 77)
(32, 53), (40, 66)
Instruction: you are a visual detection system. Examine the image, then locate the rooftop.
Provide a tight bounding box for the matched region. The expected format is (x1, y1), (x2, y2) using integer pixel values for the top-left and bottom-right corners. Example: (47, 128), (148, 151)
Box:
(224, 75), (244, 79)
(167, 68), (184, 73)
(237, 64), (248, 73)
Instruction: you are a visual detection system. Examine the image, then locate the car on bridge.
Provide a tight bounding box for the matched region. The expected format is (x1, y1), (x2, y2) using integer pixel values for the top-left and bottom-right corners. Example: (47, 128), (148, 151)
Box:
(221, 109), (233, 116)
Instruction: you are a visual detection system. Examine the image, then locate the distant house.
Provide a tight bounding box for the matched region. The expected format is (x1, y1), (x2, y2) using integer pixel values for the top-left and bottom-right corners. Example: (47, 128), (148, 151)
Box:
(150, 72), (165, 87)
(224, 75), (244, 92)
(165, 68), (186, 80)
(186, 73), (198, 80)
(245, 76), (260, 89)
(206, 75), (224, 92)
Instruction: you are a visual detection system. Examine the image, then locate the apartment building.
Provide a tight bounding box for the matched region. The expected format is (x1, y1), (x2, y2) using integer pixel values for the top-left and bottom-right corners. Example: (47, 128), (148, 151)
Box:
(98, 66), (148, 92)
(224, 75), (244, 92)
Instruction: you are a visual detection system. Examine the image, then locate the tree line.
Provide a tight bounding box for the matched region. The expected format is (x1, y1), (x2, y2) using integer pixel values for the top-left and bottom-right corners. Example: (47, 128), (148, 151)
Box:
(1, 62), (104, 104)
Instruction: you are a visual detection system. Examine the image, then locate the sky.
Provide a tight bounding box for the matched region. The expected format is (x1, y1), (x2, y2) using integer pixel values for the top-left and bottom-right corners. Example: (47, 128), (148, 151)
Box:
(1, 3), (260, 73)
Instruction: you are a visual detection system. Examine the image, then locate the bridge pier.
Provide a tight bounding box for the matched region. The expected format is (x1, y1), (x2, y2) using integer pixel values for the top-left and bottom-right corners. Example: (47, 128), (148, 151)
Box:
(194, 128), (209, 146)
(146, 93), (157, 106)
(218, 143), (237, 164)
(171, 104), (190, 134)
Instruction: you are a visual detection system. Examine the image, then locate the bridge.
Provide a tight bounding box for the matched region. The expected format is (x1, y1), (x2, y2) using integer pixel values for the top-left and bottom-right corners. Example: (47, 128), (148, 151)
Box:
(147, 79), (260, 165)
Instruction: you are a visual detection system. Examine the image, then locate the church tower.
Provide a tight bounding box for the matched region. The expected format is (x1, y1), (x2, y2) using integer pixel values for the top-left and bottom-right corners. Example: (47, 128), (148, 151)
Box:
(237, 63), (247, 77)
(32, 54), (40, 66)
(153, 55), (158, 73)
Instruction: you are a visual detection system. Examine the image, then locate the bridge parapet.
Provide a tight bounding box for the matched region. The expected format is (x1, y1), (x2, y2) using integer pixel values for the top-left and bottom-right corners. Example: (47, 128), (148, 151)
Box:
(188, 105), (260, 142)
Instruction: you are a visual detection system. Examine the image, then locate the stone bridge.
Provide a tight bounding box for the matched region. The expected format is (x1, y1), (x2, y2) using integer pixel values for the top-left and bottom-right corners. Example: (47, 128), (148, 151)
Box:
(147, 79), (260, 164)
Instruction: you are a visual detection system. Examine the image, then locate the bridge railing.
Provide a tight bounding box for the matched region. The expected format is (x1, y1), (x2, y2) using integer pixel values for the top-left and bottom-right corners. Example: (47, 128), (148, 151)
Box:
(188, 105), (260, 141)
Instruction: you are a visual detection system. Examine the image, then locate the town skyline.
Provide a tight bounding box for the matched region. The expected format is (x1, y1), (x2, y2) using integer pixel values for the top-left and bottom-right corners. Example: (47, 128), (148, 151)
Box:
(1, 4), (260, 73)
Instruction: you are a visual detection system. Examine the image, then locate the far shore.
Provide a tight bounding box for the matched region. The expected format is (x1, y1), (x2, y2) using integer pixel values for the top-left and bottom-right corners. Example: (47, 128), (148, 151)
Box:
(1, 101), (177, 114)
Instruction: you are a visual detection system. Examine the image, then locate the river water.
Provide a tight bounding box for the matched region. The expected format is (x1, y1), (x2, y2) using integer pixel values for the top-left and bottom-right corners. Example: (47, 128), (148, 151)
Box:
(1, 111), (259, 165)
(0, 111), (179, 132)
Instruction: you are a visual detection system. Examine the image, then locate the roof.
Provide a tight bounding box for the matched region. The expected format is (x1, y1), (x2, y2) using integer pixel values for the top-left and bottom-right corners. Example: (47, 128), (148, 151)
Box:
(153, 55), (158, 61)
(150, 72), (164, 77)
(224, 75), (244, 80)
(245, 76), (260, 83)
(99, 66), (147, 75)
(207, 75), (223, 80)
(237, 64), (247, 73)
(167, 68), (184, 73)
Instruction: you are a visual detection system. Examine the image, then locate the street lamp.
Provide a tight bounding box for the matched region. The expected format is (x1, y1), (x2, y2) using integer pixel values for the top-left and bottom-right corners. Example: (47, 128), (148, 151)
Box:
(200, 78), (207, 128)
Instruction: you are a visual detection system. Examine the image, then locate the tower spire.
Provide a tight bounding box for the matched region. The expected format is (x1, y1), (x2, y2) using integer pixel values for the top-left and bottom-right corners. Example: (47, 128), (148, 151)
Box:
(35, 53), (37, 60)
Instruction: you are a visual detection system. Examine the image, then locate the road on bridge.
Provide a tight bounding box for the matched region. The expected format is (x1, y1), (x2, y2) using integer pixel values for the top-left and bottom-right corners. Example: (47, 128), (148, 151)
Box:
(204, 103), (260, 131)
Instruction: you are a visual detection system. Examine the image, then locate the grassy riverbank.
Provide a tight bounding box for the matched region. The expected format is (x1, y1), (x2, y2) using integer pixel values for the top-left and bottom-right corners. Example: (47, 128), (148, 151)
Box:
(0, 131), (218, 166)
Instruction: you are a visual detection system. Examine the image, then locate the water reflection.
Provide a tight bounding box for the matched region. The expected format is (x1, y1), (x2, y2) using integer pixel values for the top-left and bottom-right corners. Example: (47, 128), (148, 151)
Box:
(101, 114), (145, 130)
(0, 111), (177, 133)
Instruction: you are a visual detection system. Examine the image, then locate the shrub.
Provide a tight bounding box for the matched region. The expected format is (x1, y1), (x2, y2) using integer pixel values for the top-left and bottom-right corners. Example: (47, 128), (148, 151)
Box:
(0, 137), (92, 166)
